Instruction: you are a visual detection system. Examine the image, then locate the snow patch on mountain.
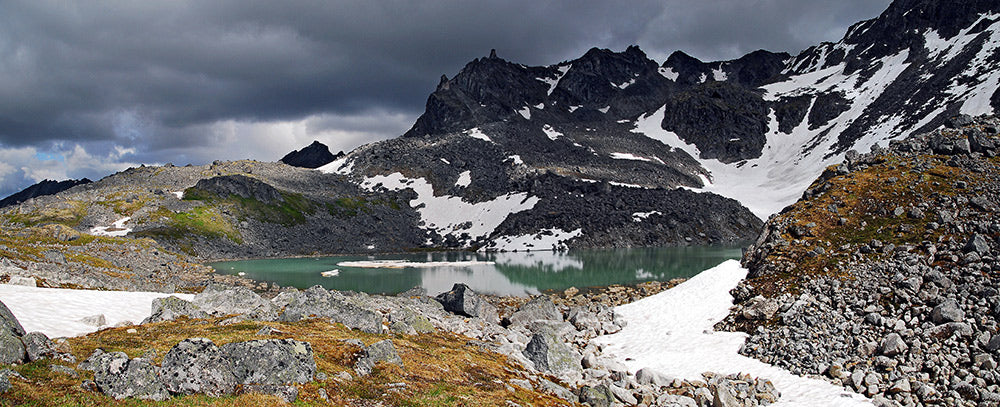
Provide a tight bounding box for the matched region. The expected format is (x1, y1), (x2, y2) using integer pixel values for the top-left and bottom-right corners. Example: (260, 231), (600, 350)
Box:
(712, 66), (728, 81)
(455, 171), (472, 187)
(658, 66), (679, 81)
(610, 152), (651, 162)
(361, 172), (539, 242)
(542, 124), (563, 141)
(537, 64), (571, 96)
(517, 106), (531, 120)
(632, 211), (661, 222)
(466, 127), (492, 142)
(317, 155), (355, 175)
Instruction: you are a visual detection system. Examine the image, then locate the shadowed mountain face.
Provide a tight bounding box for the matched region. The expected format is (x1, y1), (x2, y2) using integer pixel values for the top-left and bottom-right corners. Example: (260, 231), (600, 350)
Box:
(0, 179), (91, 209)
(280, 140), (344, 169)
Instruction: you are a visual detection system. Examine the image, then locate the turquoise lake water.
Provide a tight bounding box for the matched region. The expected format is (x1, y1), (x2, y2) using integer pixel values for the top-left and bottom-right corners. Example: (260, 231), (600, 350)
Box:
(209, 246), (743, 296)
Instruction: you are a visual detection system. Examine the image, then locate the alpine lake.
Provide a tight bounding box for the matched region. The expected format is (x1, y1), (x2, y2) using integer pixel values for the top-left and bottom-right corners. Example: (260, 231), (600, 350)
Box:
(209, 246), (744, 297)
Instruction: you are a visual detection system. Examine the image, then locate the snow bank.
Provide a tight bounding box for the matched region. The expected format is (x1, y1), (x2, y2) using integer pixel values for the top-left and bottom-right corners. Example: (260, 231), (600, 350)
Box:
(0, 284), (192, 338)
(594, 260), (871, 406)
(89, 216), (132, 237)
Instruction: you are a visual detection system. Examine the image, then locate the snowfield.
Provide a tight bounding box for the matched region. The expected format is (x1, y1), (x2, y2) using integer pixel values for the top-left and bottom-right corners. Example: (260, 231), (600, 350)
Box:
(0, 284), (192, 338)
(594, 260), (872, 406)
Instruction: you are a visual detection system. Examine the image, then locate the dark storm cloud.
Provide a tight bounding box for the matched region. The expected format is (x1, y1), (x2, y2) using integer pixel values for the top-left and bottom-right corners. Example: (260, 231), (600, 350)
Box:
(639, 0), (892, 62)
(0, 0), (664, 148)
(0, 0), (892, 197)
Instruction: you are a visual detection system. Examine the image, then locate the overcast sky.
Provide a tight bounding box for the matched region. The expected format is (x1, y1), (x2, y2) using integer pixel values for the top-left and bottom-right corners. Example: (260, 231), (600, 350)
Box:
(0, 0), (891, 197)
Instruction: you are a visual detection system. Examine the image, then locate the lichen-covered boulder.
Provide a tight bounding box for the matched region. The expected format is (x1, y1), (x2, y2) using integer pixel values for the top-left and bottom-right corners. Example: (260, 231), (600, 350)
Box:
(522, 329), (582, 378)
(193, 285), (277, 320)
(0, 329), (26, 365)
(22, 331), (57, 362)
(91, 352), (169, 401)
(161, 338), (237, 397)
(144, 296), (207, 324)
(279, 287), (382, 333)
(507, 296), (562, 327)
(221, 339), (315, 385)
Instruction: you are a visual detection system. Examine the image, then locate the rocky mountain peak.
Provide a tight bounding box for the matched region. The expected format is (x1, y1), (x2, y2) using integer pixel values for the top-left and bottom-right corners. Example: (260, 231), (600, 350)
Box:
(279, 140), (342, 169)
(0, 178), (92, 209)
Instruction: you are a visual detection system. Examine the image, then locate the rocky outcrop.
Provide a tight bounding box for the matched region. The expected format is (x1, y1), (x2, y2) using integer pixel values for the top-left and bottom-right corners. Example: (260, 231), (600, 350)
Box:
(144, 296), (208, 323)
(188, 175), (285, 205)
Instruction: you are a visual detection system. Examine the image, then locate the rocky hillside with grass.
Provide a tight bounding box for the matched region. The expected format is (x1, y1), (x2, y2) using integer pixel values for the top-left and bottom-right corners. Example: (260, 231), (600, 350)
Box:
(722, 114), (1000, 406)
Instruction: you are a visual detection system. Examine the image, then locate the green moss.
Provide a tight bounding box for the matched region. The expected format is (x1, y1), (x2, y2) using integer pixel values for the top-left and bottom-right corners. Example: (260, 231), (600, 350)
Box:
(135, 207), (243, 244)
(183, 188), (316, 226)
(7, 201), (87, 227)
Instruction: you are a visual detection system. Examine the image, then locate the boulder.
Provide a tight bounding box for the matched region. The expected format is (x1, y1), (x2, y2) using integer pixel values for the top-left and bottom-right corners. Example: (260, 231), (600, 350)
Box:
(567, 307), (600, 331)
(741, 295), (779, 320)
(144, 296), (207, 323)
(221, 339), (315, 385)
(926, 322), (973, 339)
(435, 283), (499, 323)
(931, 299), (965, 324)
(279, 287), (382, 333)
(0, 374), (8, 393)
(522, 329), (581, 378)
(193, 286), (277, 320)
(160, 338), (237, 397)
(579, 384), (614, 407)
(636, 367), (674, 388)
(878, 333), (908, 357)
(964, 234), (990, 254)
(91, 352), (169, 401)
(22, 331), (57, 361)
(354, 339), (403, 376)
(0, 329), (26, 365)
(0, 299), (25, 336)
(507, 296), (562, 327)
(389, 308), (434, 334)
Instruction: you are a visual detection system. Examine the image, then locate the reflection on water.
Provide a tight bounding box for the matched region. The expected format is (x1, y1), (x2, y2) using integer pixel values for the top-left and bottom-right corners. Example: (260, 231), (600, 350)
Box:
(209, 246), (744, 296)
